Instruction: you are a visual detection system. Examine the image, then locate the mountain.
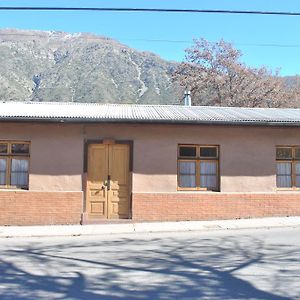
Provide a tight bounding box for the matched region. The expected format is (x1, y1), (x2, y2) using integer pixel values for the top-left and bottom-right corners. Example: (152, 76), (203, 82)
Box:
(0, 29), (182, 104)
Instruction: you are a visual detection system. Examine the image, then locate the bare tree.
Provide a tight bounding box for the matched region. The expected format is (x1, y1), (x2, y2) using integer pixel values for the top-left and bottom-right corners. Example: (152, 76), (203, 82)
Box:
(173, 38), (299, 107)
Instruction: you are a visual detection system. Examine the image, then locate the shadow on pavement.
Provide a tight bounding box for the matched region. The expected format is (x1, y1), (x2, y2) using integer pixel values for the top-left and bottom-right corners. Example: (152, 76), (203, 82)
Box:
(0, 231), (299, 299)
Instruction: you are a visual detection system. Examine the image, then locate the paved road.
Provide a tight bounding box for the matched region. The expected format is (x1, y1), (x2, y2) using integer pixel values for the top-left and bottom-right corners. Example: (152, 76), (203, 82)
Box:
(0, 227), (299, 299)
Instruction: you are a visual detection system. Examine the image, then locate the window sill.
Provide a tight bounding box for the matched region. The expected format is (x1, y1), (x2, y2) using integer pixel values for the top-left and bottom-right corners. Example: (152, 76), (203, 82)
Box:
(177, 187), (219, 192)
(276, 188), (300, 191)
(0, 186), (29, 191)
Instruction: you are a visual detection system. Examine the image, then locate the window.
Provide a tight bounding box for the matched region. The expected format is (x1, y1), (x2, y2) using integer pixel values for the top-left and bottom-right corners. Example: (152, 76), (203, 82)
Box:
(276, 146), (300, 189)
(178, 145), (219, 191)
(0, 141), (30, 189)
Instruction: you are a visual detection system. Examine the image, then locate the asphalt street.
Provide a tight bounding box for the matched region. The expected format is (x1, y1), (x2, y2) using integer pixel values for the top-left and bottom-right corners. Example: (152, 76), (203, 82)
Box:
(0, 227), (299, 299)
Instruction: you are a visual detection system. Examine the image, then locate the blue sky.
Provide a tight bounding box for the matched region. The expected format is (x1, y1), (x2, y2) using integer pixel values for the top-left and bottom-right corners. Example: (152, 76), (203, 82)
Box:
(0, 0), (300, 75)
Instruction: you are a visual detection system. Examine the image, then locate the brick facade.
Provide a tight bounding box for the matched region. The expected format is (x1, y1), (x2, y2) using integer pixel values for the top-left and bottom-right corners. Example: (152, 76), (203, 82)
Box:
(1, 191), (300, 225)
(0, 191), (83, 226)
(132, 193), (300, 221)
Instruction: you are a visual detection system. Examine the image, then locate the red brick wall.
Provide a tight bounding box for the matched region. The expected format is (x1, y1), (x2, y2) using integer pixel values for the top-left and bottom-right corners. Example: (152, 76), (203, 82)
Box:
(132, 193), (300, 221)
(0, 191), (83, 225)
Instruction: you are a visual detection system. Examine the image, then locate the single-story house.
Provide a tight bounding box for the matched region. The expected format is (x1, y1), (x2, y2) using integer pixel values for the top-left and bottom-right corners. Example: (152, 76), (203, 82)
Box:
(0, 101), (300, 225)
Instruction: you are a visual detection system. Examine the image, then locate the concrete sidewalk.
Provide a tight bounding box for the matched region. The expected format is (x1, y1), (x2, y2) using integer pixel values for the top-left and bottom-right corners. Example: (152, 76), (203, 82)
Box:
(1, 216), (300, 238)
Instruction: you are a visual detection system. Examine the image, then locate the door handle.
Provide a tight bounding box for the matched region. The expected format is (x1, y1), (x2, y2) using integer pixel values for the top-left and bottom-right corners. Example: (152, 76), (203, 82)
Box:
(107, 175), (111, 191)
(101, 184), (106, 197)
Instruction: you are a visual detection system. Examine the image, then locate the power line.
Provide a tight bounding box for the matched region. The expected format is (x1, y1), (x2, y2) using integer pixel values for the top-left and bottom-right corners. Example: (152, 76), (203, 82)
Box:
(117, 40), (300, 48)
(0, 7), (300, 16)
(237, 43), (300, 49)
(1, 32), (300, 49)
(112, 39), (300, 48)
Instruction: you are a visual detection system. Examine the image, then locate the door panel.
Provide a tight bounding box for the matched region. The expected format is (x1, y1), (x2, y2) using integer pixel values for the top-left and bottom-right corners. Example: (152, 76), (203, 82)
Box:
(86, 143), (130, 219)
(87, 144), (109, 218)
(108, 144), (130, 219)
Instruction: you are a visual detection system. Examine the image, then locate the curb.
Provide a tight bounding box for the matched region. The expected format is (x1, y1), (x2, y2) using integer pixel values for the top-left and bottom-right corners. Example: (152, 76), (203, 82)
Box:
(0, 216), (300, 238)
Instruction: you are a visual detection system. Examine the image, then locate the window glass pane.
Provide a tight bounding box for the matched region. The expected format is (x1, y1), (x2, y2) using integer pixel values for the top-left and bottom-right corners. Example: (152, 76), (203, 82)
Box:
(179, 175), (196, 188)
(11, 159), (29, 187)
(200, 175), (217, 189)
(277, 175), (292, 188)
(179, 161), (196, 174)
(295, 163), (300, 187)
(179, 146), (196, 157)
(276, 162), (292, 188)
(200, 147), (217, 158)
(295, 148), (300, 160)
(0, 159), (6, 185)
(179, 161), (196, 188)
(200, 161), (217, 189)
(11, 143), (29, 154)
(277, 162), (292, 175)
(296, 162), (300, 175)
(200, 161), (217, 174)
(0, 144), (8, 154)
(0, 159), (6, 172)
(276, 148), (292, 159)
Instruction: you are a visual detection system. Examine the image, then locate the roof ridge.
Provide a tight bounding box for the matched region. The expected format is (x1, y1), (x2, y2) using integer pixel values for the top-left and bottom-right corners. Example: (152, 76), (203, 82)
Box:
(0, 101), (300, 113)
(0, 101), (185, 108)
(1, 101), (300, 111)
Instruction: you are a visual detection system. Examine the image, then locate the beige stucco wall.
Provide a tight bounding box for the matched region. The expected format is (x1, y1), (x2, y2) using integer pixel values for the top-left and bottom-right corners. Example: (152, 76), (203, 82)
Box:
(0, 123), (83, 191)
(85, 123), (300, 193)
(1, 122), (299, 193)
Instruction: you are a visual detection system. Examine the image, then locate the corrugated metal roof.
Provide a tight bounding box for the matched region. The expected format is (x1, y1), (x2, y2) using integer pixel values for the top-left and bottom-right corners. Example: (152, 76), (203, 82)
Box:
(1, 101), (300, 126)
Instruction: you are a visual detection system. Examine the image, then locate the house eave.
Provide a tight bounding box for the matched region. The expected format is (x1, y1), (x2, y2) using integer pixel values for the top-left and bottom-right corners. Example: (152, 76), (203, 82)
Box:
(1, 117), (300, 127)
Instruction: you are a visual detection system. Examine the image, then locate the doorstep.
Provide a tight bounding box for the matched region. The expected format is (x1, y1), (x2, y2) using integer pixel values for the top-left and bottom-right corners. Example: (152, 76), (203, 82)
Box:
(81, 212), (135, 225)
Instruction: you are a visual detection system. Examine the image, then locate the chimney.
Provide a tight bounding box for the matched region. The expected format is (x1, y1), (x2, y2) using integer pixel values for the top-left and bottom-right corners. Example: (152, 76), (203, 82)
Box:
(184, 90), (192, 106)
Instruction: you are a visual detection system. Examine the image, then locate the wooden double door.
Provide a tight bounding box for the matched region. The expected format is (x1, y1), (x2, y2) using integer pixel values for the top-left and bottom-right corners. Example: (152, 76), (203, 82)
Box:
(87, 143), (130, 219)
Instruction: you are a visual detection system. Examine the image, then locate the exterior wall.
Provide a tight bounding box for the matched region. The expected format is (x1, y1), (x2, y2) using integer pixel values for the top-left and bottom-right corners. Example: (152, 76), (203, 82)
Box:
(2, 122), (299, 193)
(0, 123), (83, 191)
(0, 191), (83, 225)
(132, 193), (300, 221)
(0, 123), (84, 225)
(84, 123), (300, 193)
(0, 122), (300, 224)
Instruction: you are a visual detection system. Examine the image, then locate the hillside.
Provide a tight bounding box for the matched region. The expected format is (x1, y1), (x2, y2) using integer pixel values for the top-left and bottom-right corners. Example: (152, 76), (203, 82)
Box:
(0, 29), (182, 104)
